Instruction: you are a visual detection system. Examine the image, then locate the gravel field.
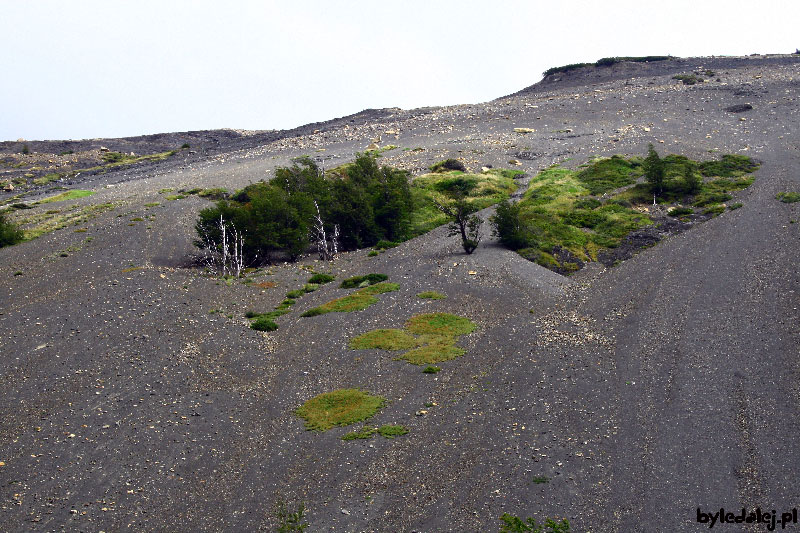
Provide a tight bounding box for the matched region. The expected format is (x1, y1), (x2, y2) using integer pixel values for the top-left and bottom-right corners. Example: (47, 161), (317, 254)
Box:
(1, 55), (799, 532)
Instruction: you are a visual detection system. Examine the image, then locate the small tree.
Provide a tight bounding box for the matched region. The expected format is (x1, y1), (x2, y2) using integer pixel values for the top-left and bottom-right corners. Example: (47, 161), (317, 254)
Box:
(432, 176), (484, 254)
(643, 143), (666, 195)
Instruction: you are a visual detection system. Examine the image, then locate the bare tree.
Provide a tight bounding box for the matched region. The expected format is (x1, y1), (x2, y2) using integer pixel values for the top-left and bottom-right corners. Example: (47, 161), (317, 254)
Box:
(197, 214), (247, 277)
(311, 200), (339, 261)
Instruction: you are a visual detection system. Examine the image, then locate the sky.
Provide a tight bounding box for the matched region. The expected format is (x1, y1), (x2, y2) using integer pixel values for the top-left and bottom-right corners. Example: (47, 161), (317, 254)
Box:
(1, 0), (797, 141)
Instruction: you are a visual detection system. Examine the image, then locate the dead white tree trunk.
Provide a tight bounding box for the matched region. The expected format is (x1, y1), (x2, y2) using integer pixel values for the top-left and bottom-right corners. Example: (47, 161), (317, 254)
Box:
(311, 200), (338, 261)
(198, 215), (248, 277)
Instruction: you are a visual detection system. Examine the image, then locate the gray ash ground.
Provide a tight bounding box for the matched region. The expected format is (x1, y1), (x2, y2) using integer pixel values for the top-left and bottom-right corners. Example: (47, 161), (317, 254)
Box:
(1, 55), (799, 532)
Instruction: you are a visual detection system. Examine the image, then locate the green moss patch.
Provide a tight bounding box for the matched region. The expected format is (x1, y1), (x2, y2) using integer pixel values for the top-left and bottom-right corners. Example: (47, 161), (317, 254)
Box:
(341, 424), (408, 441)
(576, 155), (642, 194)
(295, 389), (385, 431)
(302, 282), (398, 317)
(400, 341), (465, 365)
(417, 291), (446, 300)
(349, 329), (419, 350)
(405, 312), (477, 337)
(350, 312), (476, 366)
(35, 190), (94, 204)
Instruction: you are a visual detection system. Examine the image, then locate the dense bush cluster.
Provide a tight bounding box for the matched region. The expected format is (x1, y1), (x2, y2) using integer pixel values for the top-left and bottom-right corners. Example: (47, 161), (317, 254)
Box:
(195, 153), (413, 263)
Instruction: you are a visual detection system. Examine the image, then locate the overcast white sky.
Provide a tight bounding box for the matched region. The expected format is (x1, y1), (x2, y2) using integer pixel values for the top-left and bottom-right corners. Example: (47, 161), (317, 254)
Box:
(1, 0), (796, 141)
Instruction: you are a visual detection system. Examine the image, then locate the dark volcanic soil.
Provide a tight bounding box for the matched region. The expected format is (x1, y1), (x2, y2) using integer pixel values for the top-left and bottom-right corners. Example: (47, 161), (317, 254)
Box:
(1, 55), (799, 532)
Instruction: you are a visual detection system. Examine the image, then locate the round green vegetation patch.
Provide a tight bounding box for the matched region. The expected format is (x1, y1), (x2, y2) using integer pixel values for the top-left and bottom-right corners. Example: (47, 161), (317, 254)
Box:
(416, 291), (446, 300)
(350, 312), (476, 366)
(295, 389), (386, 431)
(400, 342), (464, 365)
(405, 313), (476, 337)
(349, 329), (419, 351)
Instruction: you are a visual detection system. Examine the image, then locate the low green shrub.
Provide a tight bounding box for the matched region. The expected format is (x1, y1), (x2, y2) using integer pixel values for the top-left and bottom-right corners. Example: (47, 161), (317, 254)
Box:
(340, 273), (388, 288)
(499, 513), (571, 532)
(776, 192), (800, 203)
(673, 74), (701, 85)
(699, 154), (759, 177)
(668, 206), (694, 217)
(308, 273), (335, 284)
(430, 158), (466, 173)
(251, 316), (278, 331)
(703, 205), (726, 216)
(422, 366), (441, 373)
(197, 187), (228, 200)
(693, 191), (732, 207)
(286, 290), (305, 299)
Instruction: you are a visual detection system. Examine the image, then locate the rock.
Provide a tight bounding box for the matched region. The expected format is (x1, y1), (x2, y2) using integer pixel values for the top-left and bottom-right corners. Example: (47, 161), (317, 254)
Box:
(508, 159), (521, 166)
(99, 146), (110, 152)
(341, 509), (350, 515)
(725, 104), (753, 113)
(384, 130), (397, 135)
(366, 143), (380, 151)
(643, 127), (651, 132)
(3, 183), (14, 191)
(513, 127), (535, 134)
